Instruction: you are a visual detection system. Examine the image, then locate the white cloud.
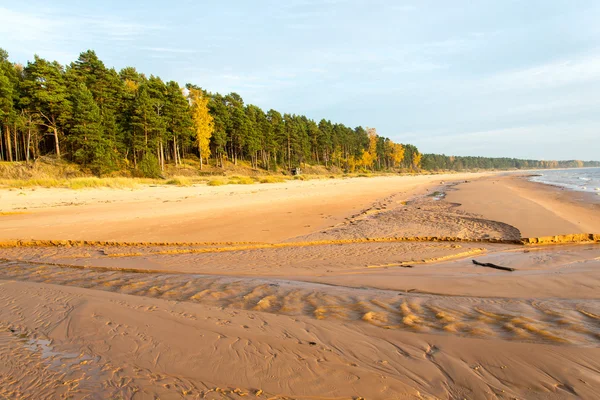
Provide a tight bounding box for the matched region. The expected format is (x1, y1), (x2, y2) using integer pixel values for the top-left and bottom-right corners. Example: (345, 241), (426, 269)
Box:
(0, 7), (60, 42)
(0, 6), (165, 55)
(481, 54), (600, 92)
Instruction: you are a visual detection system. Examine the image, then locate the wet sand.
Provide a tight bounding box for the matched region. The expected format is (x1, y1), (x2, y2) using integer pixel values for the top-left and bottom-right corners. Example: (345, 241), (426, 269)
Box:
(1, 173), (599, 399)
(446, 174), (600, 237)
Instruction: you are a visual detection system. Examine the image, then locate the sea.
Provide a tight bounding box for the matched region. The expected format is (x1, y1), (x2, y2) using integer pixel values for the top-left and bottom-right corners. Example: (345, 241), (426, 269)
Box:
(529, 167), (600, 194)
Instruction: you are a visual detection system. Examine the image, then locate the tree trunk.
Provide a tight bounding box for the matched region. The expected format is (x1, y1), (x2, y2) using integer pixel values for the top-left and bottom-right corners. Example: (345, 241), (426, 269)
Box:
(5, 125), (13, 162)
(287, 135), (291, 169)
(13, 122), (18, 162)
(173, 136), (178, 166)
(53, 127), (61, 159)
(23, 127), (31, 163)
(144, 122), (148, 147)
(0, 128), (4, 161)
(157, 142), (164, 172)
(31, 128), (38, 160)
(160, 141), (165, 171)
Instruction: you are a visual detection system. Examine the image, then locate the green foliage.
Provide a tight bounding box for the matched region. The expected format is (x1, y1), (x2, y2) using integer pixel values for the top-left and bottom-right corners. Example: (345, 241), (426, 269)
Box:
(137, 153), (161, 178)
(69, 83), (118, 175)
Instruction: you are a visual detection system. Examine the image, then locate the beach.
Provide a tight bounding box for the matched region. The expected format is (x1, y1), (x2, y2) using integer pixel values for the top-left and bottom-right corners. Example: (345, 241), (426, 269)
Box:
(1, 172), (600, 399)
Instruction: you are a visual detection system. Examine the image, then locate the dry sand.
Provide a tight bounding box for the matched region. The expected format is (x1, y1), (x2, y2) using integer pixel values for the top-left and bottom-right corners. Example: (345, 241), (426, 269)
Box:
(1, 172), (599, 399)
(0, 173), (487, 242)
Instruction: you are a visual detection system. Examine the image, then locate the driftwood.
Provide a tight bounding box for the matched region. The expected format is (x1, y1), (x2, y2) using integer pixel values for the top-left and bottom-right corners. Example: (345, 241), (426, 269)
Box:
(472, 259), (515, 272)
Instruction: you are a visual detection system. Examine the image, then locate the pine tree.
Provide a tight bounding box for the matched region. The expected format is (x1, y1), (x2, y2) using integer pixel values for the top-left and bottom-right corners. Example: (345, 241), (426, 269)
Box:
(70, 83), (116, 175)
(0, 48), (16, 161)
(131, 84), (161, 176)
(22, 56), (71, 159)
(207, 93), (229, 167)
(165, 81), (192, 166)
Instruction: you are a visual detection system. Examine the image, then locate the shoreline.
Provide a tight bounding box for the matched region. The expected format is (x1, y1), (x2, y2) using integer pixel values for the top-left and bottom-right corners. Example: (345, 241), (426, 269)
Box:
(445, 173), (600, 237)
(526, 176), (600, 201)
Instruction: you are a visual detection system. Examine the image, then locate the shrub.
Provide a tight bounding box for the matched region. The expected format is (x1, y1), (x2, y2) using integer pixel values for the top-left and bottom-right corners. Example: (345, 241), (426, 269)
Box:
(137, 153), (161, 178)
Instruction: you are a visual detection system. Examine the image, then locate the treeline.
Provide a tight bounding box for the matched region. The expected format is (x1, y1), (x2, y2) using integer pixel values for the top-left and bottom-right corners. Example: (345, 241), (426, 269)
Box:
(0, 49), (597, 177)
(421, 154), (600, 171)
(0, 49), (415, 176)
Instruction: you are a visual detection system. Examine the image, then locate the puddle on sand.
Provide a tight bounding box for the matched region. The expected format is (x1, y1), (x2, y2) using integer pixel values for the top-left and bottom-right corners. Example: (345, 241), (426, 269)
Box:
(23, 336), (95, 368)
(429, 191), (447, 201)
(8, 327), (103, 388)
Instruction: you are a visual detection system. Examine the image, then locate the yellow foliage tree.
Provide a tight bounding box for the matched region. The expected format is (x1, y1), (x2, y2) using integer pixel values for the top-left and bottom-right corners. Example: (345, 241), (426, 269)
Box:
(332, 148), (343, 168)
(391, 142), (404, 167)
(412, 151), (422, 170)
(364, 127), (378, 170)
(360, 149), (374, 169)
(347, 155), (357, 173)
(189, 88), (214, 170)
(124, 79), (139, 94)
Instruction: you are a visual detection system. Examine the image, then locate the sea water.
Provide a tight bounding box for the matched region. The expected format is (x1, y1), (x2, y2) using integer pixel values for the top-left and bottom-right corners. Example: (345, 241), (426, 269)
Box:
(530, 168), (600, 194)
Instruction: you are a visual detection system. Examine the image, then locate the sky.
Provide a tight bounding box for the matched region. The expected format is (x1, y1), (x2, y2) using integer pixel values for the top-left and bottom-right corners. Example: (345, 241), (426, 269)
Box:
(1, 0), (599, 160)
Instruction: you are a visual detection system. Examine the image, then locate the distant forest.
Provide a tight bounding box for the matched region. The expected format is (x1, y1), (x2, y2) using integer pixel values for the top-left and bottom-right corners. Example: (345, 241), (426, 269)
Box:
(0, 49), (598, 176)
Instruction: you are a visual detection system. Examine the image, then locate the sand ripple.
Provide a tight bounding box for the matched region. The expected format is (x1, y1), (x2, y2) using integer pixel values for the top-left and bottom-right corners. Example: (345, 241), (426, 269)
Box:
(1, 260), (599, 347)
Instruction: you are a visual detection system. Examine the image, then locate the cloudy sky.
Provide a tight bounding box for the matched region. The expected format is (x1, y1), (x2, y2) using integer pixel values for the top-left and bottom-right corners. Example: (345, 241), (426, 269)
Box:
(1, 0), (599, 160)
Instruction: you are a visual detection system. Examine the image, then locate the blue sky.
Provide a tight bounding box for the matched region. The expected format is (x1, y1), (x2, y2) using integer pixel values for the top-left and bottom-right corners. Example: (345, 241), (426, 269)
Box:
(1, 0), (599, 160)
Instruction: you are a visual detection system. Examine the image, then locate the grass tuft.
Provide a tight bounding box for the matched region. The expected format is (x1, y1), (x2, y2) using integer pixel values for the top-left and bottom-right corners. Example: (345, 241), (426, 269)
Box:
(259, 176), (286, 184)
(228, 176), (255, 185)
(207, 179), (226, 186)
(165, 176), (192, 186)
(67, 177), (139, 189)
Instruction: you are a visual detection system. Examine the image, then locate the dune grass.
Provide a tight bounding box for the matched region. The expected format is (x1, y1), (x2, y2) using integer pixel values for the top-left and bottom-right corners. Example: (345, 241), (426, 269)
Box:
(67, 177), (142, 189)
(207, 179), (227, 186)
(0, 178), (63, 188)
(259, 176), (286, 184)
(165, 176), (193, 186)
(0, 177), (155, 189)
(228, 176), (256, 185)
(0, 160), (385, 190)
